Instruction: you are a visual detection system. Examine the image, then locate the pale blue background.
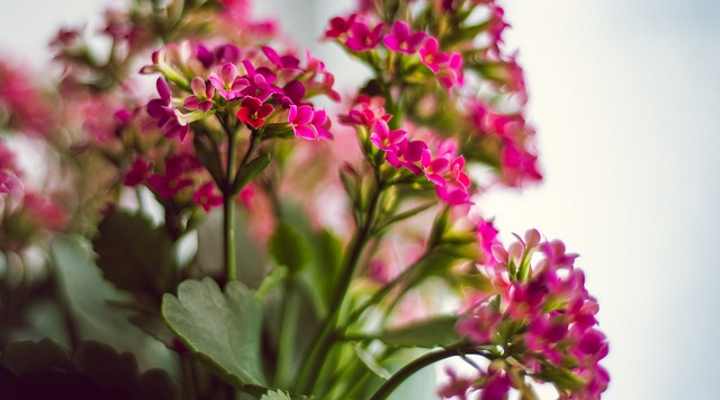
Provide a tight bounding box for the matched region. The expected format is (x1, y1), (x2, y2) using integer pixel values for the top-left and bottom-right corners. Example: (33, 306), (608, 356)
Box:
(2, 0), (719, 398)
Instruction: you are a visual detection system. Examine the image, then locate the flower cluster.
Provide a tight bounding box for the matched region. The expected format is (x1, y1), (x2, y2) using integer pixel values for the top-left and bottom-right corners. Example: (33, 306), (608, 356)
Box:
(0, 61), (55, 136)
(343, 96), (472, 205)
(446, 227), (609, 399)
(143, 42), (339, 142)
(325, 16), (463, 90)
(468, 100), (542, 187)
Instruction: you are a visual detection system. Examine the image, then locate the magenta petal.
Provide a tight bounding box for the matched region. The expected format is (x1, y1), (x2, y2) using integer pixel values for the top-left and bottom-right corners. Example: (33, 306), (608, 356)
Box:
(156, 78), (171, 101)
(293, 124), (318, 140)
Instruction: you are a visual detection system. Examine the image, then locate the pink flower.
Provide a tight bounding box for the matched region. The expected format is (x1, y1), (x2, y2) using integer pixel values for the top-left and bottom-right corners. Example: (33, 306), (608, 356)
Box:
(345, 21), (384, 52)
(370, 120), (406, 151)
(22, 193), (67, 230)
(0, 170), (22, 196)
(438, 368), (474, 400)
(325, 14), (357, 38)
(208, 63), (244, 100)
(419, 37), (450, 72)
(386, 138), (427, 175)
(236, 97), (273, 129)
(261, 46), (300, 70)
(419, 37), (464, 89)
(146, 78), (190, 140)
(341, 96), (390, 126)
(147, 153), (201, 199)
(193, 181), (223, 211)
(480, 371), (511, 400)
(184, 77), (215, 112)
(436, 52), (464, 89)
(383, 21), (427, 54)
(123, 157), (151, 187)
(456, 302), (501, 344)
(287, 105), (316, 140)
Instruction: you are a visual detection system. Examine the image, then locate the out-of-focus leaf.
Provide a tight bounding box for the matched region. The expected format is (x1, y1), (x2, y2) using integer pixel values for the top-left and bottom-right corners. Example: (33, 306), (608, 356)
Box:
(1, 339), (175, 400)
(2, 339), (73, 375)
(255, 266), (287, 300)
(92, 210), (175, 297)
(260, 123), (294, 140)
(354, 345), (392, 379)
(538, 363), (584, 391)
(50, 236), (176, 373)
(260, 389), (292, 400)
(161, 278), (266, 386)
(375, 315), (460, 348)
(269, 222), (310, 272)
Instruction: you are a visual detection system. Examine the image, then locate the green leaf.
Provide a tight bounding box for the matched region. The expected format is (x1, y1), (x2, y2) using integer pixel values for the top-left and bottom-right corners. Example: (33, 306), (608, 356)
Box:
(255, 267), (288, 300)
(260, 123), (294, 140)
(1, 339), (175, 399)
(269, 222), (310, 272)
(161, 278), (266, 386)
(373, 201), (437, 234)
(232, 153), (271, 193)
(92, 211), (176, 297)
(2, 339), (73, 375)
(260, 389), (292, 400)
(538, 363), (585, 391)
(375, 315), (460, 348)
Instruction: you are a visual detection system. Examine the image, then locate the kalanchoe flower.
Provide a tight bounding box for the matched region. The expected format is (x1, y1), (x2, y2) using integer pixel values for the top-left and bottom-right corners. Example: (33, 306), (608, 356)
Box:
(236, 97), (273, 129)
(341, 96), (391, 126)
(184, 77), (215, 112)
(287, 104), (331, 141)
(419, 36), (464, 89)
(370, 120), (406, 151)
(456, 230), (609, 399)
(146, 78), (190, 140)
(437, 368), (474, 400)
(208, 63), (244, 100)
(261, 46), (300, 70)
(325, 14), (357, 38)
(147, 153), (202, 199)
(22, 192), (67, 230)
(345, 21), (384, 52)
(0, 170), (22, 196)
(193, 181), (223, 211)
(123, 157), (151, 187)
(383, 21), (427, 54)
(419, 37), (450, 73)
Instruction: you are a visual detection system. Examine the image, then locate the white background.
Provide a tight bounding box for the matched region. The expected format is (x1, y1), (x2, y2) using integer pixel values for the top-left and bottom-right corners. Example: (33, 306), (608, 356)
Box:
(2, 0), (719, 398)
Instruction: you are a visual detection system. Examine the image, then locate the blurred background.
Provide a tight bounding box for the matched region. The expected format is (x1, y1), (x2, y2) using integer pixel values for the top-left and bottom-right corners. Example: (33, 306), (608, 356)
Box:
(2, 0), (718, 398)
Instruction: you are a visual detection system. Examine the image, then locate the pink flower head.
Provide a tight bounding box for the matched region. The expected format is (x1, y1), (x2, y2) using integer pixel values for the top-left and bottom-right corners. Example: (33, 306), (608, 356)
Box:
(383, 21), (427, 54)
(386, 138), (428, 175)
(0, 170), (23, 196)
(437, 367), (474, 400)
(22, 193), (67, 230)
(456, 302), (501, 344)
(238, 59), (276, 102)
(193, 181), (223, 211)
(501, 141), (542, 186)
(148, 153), (201, 199)
(341, 96), (390, 126)
(476, 218), (501, 264)
(184, 77), (215, 112)
(303, 51), (341, 102)
(345, 21), (384, 52)
(370, 120), (406, 151)
(436, 52), (464, 89)
(325, 14), (357, 38)
(261, 46), (300, 70)
(480, 370), (511, 400)
(419, 37), (450, 72)
(288, 105), (331, 141)
(208, 63), (243, 100)
(123, 157), (151, 187)
(146, 78), (190, 140)
(236, 97), (273, 129)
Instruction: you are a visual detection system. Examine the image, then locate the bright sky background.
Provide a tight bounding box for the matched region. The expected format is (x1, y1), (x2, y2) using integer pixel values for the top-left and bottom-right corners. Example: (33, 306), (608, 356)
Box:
(2, 1), (719, 398)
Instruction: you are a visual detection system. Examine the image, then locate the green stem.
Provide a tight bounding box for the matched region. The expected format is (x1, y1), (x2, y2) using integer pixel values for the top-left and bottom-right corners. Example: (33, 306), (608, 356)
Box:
(224, 124), (238, 281)
(295, 180), (384, 394)
(368, 345), (490, 400)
